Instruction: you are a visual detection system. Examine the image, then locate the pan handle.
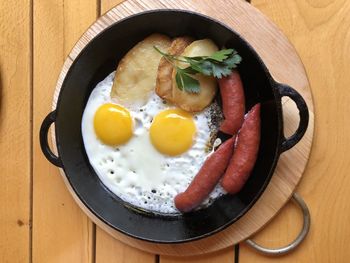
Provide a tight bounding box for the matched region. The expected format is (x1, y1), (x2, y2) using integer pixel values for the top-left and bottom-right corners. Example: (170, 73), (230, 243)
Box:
(39, 110), (63, 167)
(275, 83), (309, 152)
(245, 193), (310, 256)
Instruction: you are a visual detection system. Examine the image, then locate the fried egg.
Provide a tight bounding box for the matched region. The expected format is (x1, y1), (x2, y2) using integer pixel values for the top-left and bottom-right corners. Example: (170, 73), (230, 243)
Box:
(81, 72), (225, 213)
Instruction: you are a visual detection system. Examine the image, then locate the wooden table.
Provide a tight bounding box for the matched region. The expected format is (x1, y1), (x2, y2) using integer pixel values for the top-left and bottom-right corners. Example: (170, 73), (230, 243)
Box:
(1, 0), (349, 262)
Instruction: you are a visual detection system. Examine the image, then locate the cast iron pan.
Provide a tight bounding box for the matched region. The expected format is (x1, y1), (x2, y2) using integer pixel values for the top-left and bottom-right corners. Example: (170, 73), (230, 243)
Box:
(39, 10), (309, 243)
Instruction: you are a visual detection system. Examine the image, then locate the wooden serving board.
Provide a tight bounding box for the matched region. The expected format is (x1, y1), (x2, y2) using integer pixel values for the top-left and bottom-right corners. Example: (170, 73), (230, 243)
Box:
(51, 0), (314, 256)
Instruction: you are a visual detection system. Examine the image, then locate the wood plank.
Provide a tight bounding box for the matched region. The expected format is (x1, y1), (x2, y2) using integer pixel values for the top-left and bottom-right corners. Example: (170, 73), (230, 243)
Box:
(95, 235), (155, 263)
(241, 0), (350, 262)
(101, 0), (125, 14)
(0, 0), (31, 262)
(95, 1), (155, 262)
(32, 0), (97, 262)
(161, 248), (235, 263)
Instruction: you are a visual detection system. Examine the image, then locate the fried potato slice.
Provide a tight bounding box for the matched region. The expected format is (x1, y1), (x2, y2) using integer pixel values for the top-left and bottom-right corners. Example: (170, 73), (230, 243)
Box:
(172, 73), (218, 112)
(155, 36), (193, 102)
(172, 39), (219, 112)
(111, 34), (171, 105)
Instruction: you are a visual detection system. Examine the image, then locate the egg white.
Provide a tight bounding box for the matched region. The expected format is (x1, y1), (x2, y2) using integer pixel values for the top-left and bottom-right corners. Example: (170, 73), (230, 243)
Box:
(81, 72), (225, 213)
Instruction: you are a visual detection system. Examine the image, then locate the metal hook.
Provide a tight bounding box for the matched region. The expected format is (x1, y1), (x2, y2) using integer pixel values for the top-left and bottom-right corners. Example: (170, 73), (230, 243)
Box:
(245, 192), (310, 256)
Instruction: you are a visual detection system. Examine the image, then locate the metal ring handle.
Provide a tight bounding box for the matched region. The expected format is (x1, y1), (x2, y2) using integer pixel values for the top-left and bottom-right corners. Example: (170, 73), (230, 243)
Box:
(245, 192), (310, 256)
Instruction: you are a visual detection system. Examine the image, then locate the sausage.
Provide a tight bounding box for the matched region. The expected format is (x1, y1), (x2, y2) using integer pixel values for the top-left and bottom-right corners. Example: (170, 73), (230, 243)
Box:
(175, 137), (235, 213)
(221, 103), (261, 194)
(218, 70), (245, 135)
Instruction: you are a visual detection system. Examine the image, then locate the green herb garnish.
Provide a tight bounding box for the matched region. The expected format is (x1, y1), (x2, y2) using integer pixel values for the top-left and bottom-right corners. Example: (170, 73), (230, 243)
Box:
(154, 46), (242, 93)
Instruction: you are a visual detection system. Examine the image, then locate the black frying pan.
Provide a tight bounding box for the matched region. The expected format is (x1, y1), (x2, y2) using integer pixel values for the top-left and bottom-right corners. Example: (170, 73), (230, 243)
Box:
(40, 10), (309, 243)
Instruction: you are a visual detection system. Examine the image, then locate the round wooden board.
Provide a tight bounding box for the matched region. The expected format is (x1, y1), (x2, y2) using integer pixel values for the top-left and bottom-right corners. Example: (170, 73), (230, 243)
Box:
(51, 0), (314, 257)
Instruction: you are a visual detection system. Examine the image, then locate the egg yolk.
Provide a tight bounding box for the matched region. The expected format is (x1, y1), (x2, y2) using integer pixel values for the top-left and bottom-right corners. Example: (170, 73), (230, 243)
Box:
(150, 109), (196, 156)
(94, 103), (133, 146)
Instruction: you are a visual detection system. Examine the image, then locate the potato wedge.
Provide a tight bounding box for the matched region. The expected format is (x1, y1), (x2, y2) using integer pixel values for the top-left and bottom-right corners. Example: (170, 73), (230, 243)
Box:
(111, 34), (171, 105)
(155, 36), (193, 102)
(172, 39), (219, 112)
(172, 73), (218, 112)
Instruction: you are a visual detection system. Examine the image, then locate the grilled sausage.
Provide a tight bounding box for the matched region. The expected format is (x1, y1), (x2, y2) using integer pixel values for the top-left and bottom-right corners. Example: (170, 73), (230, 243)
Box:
(221, 103), (261, 194)
(175, 137), (235, 212)
(218, 70), (245, 135)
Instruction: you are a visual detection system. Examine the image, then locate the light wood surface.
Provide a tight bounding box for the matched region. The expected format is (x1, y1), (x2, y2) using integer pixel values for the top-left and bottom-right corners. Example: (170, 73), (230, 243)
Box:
(32, 0), (97, 262)
(240, 0), (350, 262)
(1, 0), (350, 262)
(0, 1), (31, 262)
(51, 0), (313, 256)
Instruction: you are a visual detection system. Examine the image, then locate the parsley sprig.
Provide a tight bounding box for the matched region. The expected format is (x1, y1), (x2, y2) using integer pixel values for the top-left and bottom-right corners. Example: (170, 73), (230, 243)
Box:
(154, 46), (242, 93)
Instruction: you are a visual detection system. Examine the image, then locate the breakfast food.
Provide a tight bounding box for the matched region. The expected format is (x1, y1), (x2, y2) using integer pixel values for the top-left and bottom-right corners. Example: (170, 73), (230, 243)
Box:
(82, 72), (223, 213)
(174, 137), (235, 213)
(218, 70), (245, 135)
(111, 34), (171, 105)
(149, 108), (196, 156)
(221, 104), (261, 194)
(156, 39), (219, 112)
(170, 39), (219, 112)
(82, 33), (261, 214)
(93, 103), (133, 145)
(156, 36), (194, 102)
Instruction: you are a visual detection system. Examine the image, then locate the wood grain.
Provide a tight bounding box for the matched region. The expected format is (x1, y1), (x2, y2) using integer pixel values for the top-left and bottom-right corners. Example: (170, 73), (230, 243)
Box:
(240, 0), (350, 262)
(95, 236), (154, 263)
(51, 0), (313, 256)
(101, 0), (124, 15)
(0, 1), (31, 262)
(161, 248), (235, 263)
(32, 0), (97, 262)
